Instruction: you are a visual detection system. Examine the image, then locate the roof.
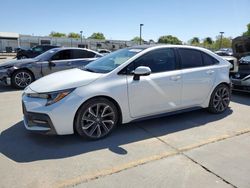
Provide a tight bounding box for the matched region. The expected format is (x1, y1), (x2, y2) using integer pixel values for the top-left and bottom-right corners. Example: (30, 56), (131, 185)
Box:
(0, 32), (19, 39)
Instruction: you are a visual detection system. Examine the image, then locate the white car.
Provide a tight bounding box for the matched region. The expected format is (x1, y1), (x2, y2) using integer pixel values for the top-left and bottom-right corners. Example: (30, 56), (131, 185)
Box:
(22, 45), (231, 139)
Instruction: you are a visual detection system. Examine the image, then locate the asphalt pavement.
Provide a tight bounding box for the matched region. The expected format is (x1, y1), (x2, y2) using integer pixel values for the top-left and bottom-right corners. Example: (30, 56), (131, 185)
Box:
(0, 78), (249, 188)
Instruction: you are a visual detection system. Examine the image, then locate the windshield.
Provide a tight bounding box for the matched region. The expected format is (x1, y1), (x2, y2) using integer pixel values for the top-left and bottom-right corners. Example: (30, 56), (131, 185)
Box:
(34, 49), (60, 61)
(83, 48), (144, 73)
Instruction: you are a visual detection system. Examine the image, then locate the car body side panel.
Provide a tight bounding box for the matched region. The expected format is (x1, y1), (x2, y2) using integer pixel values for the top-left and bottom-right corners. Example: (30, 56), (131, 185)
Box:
(181, 66), (217, 108)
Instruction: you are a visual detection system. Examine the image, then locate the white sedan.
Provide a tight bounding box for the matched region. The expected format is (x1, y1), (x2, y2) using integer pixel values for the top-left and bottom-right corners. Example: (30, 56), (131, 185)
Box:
(22, 45), (231, 139)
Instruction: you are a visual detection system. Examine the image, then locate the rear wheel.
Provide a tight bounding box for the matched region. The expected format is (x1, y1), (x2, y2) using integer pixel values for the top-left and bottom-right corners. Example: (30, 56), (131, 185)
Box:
(75, 98), (119, 140)
(11, 70), (34, 89)
(208, 84), (230, 114)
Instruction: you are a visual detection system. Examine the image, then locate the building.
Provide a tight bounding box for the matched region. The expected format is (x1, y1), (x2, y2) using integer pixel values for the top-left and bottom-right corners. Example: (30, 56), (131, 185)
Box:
(0, 32), (137, 52)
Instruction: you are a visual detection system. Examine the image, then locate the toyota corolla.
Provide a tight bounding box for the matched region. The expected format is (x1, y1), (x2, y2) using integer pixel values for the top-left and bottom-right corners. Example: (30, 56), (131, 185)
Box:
(22, 45), (231, 139)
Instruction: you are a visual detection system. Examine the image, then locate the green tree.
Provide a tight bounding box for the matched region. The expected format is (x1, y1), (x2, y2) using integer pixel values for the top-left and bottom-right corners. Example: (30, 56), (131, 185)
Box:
(243, 23), (250, 36)
(88, 32), (106, 40)
(190, 37), (200, 45)
(158, 35), (182, 44)
(49, 31), (66, 37)
(131, 36), (144, 44)
(68, 32), (80, 38)
(202, 37), (214, 49)
(212, 36), (232, 50)
(203, 37), (213, 45)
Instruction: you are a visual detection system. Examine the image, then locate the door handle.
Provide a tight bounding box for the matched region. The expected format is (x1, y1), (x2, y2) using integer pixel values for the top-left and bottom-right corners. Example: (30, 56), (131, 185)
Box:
(170, 75), (181, 81)
(206, 70), (214, 75)
(67, 62), (72, 66)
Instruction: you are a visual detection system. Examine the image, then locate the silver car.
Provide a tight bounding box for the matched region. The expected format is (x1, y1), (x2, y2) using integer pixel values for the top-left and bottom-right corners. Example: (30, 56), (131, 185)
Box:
(0, 47), (102, 89)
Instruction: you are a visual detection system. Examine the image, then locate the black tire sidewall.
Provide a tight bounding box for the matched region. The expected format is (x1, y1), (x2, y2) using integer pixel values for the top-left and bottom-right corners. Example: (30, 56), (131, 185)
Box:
(208, 84), (230, 114)
(11, 70), (34, 89)
(75, 98), (119, 140)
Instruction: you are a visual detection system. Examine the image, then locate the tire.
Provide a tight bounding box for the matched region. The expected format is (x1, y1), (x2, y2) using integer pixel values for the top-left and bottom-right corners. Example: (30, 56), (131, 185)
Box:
(75, 98), (119, 140)
(207, 84), (230, 114)
(11, 69), (34, 89)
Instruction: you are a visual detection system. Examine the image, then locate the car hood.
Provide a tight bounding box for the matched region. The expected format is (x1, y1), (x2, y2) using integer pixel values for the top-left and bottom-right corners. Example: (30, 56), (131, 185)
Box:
(28, 68), (103, 93)
(0, 58), (37, 68)
(232, 36), (250, 58)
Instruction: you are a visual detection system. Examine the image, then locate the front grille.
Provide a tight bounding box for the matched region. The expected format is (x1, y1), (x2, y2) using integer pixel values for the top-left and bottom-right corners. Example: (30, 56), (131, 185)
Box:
(22, 101), (27, 115)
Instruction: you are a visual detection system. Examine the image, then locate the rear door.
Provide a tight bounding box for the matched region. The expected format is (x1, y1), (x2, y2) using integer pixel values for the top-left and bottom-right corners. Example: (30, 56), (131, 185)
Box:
(178, 48), (217, 107)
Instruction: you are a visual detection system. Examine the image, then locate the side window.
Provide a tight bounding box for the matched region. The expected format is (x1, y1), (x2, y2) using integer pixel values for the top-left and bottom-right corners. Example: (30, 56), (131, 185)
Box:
(51, 50), (72, 60)
(32, 46), (43, 52)
(132, 48), (176, 73)
(85, 51), (96, 58)
(179, 49), (203, 69)
(202, 53), (218, 66)
(72, 50), (96, 59)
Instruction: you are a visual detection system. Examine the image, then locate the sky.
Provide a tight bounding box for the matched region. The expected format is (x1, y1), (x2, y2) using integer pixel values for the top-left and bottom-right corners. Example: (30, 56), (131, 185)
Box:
(0, 0), (249, 42)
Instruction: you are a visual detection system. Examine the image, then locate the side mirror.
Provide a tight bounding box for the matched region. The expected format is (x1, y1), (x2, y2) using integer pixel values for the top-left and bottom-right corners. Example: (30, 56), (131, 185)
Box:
(133, 66), (151, 80)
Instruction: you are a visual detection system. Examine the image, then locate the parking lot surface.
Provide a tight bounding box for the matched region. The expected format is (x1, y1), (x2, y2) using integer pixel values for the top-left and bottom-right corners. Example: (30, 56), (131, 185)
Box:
(0, 85), (249, 188)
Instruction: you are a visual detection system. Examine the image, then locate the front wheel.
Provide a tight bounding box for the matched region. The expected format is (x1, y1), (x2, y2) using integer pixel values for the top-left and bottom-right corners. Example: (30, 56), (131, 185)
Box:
(75, 98), (119, 140)
(11, 70), (34, 89)
(207, 84), (230, 114)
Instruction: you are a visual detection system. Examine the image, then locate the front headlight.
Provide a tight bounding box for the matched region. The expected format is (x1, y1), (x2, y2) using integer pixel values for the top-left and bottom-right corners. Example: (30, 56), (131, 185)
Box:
(27, 88), (75, 106)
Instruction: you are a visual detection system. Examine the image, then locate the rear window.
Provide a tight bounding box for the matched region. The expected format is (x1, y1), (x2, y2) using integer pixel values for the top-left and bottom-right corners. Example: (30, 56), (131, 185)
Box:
(202, 53), (218, 66)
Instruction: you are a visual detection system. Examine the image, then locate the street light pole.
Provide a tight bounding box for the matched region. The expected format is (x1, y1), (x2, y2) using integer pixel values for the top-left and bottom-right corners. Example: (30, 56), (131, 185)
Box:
(140, 24), (144, 45)
(219, 32), (224, 49)
(80, 30), (83, 46)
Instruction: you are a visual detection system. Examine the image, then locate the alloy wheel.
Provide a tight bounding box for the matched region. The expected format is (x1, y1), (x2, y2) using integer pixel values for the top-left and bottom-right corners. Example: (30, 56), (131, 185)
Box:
(14, 72), (32, 88)
(81, 103), (116, 138)
(212, 87), (230, 112)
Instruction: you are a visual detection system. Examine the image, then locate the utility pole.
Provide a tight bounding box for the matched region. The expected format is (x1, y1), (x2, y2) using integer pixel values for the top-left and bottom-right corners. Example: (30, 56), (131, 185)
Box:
(80, 30), (83, 45)
(140, 24), (144, 45)
(219, 32), (224, 49)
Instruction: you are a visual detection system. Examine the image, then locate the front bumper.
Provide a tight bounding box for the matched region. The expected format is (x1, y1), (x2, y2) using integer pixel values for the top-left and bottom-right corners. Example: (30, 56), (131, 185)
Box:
(22, 88), (83, 135)
(22, 102), (57, 135)
(231, 75), (250, 92)
(0, 70), (11, 85)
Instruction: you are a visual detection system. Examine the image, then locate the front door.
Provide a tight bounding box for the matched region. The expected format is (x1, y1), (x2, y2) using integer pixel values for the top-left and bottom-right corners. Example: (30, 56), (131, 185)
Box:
(127, 48), (182, 118)
(41, 49), (74, 76)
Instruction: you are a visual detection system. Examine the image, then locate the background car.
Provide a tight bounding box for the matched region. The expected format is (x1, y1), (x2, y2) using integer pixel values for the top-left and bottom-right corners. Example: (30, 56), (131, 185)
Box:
(215, 48), (233, 56)
(16, 45), (59, 59)
(22, 45), (231, 139)
(230, 36), (250, 92)
(0, 47), (102, 89)
(215, 50), (238, 73)
(97, 49), (111, 55)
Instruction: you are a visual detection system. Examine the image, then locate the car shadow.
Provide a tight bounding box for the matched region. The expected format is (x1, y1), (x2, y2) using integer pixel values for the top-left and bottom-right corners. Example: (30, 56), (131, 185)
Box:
(0, 108), (232, 163)
(231, 91), (250, 106)
(0, 85), (19, 93)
